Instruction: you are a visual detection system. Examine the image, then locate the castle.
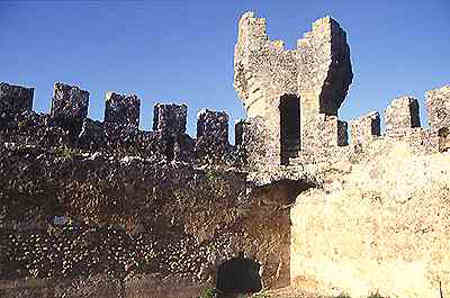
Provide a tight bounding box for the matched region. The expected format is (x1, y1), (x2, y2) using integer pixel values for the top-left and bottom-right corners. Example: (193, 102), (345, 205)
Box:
(1, 13), (448, 166)
(0, 11), (449, 298)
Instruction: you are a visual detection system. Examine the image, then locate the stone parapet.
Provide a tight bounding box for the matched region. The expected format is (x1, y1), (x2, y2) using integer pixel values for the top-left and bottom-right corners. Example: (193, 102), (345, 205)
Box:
(195, 109), (229, 160)
(196, 109), (229, 143)
(153, 103), (187, 135)
(0, 82), (34, 115)
(303, 114), (348, 153)
(51, 82), (89, 121)
(350, 111), (380, 145)
(235, 117), (270, 170)
(104, 92), (140, 128)
(384, 96), (420, 134)
(426, 84), (450, 130)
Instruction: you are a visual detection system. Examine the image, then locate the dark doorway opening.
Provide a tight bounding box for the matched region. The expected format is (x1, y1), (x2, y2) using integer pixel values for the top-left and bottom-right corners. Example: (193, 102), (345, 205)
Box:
(438, 127), (449, 153)
(279, 94), (301, 164)
(216, 253), (262, 296)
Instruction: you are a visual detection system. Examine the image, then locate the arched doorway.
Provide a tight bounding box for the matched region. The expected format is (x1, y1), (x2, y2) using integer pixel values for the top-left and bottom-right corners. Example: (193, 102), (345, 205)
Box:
(216, 253), (262, 297)
(279, 94), (301, 164)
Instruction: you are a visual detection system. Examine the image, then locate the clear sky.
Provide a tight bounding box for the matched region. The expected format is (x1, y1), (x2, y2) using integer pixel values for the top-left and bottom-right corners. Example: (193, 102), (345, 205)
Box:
(1, 0), (449, 143)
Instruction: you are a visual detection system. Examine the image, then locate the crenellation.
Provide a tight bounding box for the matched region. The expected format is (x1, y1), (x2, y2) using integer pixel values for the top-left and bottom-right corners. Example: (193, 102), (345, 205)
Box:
(196, 109), (229, 143)
(234, 12), (352, 165)
(384, 96), (420, 134)
(195, 109), (230, 160)
(104, 92), (140, 128)
(0, 15), (447, 168)
(51, 82), (89, 121)
(0, 82), (34, 115)
(153, 103), (187, 135)
(351, 111), (381, 145)
(426, 84), (450, 130)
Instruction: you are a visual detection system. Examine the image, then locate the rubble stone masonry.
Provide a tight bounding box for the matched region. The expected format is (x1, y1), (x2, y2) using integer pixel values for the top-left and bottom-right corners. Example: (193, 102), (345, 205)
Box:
(426, 84), (450, 130)
(51, 82), (89, 121)
(0, 82), (34, 115)
(384, 96), (420, 134)
(104, 92), (140, 128)
(153, 103), (187, 135)
(233, 12), (353, 165)
(351, 111), (381, 145)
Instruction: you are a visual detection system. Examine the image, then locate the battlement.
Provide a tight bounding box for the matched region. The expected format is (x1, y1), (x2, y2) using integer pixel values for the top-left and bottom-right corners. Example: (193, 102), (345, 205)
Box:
(153, 103), (187, 135)
(426, 85), (450, 130)
(0, 82), (34, 115)
(1, 14), (449, 167)
(51, 82), (89, 122)
(0, 81), (232, 163)
(105, 92), (140, 128)
(351, 111), (381, 145)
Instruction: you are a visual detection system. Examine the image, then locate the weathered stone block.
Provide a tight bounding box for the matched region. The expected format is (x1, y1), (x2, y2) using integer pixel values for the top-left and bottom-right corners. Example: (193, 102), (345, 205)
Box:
(0, 82), (34, 115)
(195, 109), (229, 160)
(351, 111), (381, 144)
(426, 85), (450, 129)
(384, 96), (420, 133)
(51, 82), (89, 121)
(152, 103), (187, 135)
(196, 109), (229, 143)
(104, 92), (140, 128)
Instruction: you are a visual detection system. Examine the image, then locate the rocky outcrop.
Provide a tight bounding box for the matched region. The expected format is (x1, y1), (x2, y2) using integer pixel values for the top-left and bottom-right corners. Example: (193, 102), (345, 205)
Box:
(291, 141), (450, 298)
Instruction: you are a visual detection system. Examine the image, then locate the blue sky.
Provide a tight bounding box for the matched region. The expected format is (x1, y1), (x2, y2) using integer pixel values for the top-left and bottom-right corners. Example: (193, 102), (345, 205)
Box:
(1, 0), (449, 142)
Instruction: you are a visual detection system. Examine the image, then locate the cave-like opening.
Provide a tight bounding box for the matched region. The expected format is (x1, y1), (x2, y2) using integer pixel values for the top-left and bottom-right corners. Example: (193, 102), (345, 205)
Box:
(216, 253), (262, 297)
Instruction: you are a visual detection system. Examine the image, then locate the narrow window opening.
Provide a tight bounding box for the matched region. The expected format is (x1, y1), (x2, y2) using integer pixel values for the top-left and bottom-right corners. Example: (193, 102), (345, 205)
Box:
(279, 94), (301, 165)
(438, 127), (450, 153)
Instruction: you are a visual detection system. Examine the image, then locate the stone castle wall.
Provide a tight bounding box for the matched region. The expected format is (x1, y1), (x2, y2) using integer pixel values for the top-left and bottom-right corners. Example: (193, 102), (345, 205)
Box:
(1, 77), (448, 168)
(0, 82), (237, 165)
(1, 11), (449, 298)
(233, 12), (449, 167)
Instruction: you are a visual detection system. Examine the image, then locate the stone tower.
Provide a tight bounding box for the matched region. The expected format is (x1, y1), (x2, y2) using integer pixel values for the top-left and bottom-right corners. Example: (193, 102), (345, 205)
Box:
(234, 12), (353, 165)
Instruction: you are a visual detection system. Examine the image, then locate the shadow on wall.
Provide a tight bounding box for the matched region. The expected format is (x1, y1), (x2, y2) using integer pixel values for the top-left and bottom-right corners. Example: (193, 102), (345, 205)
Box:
(216, 252), (262, 297)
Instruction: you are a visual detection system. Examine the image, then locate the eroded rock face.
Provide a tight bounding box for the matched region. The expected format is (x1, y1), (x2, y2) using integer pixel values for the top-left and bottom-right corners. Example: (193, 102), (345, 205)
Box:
(291, 141), (450, 298)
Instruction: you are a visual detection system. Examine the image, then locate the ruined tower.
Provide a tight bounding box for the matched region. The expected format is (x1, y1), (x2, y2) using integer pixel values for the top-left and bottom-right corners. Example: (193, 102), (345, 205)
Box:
(234, 12), (353, 165)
